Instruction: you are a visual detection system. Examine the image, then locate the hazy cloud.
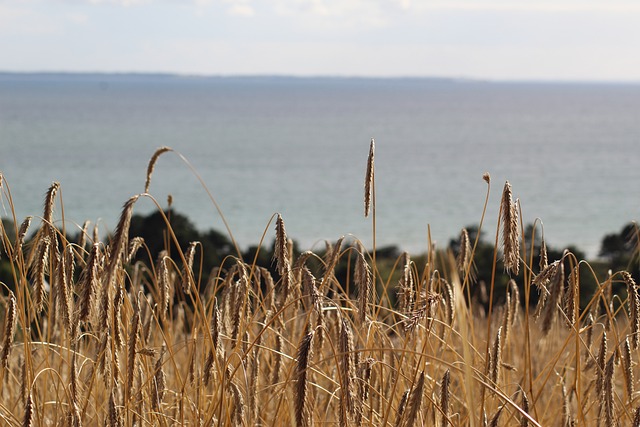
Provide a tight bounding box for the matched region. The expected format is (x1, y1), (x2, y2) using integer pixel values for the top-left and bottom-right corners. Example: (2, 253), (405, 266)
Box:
(223, 0), (254, 16)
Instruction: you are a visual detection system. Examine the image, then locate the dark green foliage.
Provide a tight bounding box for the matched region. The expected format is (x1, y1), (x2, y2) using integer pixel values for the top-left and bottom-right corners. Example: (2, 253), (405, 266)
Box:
(600, 222), (639, 269)
(128, 209), (234, 278)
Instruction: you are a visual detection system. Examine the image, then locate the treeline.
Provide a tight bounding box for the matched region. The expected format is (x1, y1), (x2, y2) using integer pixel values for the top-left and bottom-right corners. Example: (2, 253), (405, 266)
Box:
(1, 209), (638, 310)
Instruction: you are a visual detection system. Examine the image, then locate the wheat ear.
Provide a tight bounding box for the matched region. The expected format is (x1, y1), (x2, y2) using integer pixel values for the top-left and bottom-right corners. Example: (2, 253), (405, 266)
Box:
(440, 369), (451, 427)
(405, 371), (426, 427)
(623, 271), (640, 349)
(181, 241), (198, 294)
(0, 291), (17, 369)
(295, 330), (315, 427)
(23, 392), (34, 427)
(500, 181), (519, 275)
(144, 146), (172, 193)
(355, 249), (372, 325)
(364, 138), (375, 217)
(13, 216), (32, 262)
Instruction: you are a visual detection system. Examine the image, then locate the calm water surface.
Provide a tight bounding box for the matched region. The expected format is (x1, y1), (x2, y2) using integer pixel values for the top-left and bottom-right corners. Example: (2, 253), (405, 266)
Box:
(1, 74), (639, 257)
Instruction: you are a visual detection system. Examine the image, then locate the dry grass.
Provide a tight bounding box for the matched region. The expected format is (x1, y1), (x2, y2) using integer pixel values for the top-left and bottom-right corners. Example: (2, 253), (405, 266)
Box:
(0, 146), (638, 426)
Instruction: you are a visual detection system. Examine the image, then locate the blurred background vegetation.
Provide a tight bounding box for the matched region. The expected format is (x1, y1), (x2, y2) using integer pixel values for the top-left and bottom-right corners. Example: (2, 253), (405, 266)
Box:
(1, 211), (637, 312)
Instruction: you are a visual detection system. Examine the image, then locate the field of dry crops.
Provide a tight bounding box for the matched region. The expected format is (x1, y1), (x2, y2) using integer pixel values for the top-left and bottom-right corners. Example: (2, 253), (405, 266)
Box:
(1, 143), (639, 426)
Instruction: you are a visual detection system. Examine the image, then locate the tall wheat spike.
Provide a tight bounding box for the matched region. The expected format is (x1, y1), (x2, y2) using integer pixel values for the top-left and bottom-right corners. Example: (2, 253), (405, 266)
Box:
(144, 146), (173, 193)
(295, 330), (315, 427)
(12, 216), (32, 262)
(0, 291), (17, 369)
(405, 371), (426, 427)
(623, 271), (640, 349)
(441, 369), (451, 427)
(500, 181), (520, 275)
(364, 138), (375, 218)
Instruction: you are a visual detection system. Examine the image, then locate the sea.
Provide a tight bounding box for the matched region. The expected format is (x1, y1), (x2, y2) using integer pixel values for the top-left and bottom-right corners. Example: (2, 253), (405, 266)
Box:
(1, 73), (639, 258)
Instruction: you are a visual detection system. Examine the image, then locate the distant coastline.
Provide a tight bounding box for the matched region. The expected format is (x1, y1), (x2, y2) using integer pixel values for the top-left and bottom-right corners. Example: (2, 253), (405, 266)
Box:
(1, 71), (638, 86)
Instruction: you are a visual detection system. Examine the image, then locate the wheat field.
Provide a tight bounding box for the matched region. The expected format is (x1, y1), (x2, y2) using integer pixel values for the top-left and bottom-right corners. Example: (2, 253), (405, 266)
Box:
(0, 143), (639, 426)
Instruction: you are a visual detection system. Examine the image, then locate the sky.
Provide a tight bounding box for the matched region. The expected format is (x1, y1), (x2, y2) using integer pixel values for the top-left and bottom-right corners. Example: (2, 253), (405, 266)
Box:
(1, 0), (640, 81)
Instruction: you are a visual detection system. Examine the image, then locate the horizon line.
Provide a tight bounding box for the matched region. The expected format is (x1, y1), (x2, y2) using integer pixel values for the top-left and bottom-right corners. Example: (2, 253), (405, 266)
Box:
(1, 70), (640, 85)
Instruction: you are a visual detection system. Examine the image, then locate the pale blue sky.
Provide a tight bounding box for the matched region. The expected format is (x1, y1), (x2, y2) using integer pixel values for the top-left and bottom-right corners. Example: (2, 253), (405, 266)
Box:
(2, 0), (640, 81)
